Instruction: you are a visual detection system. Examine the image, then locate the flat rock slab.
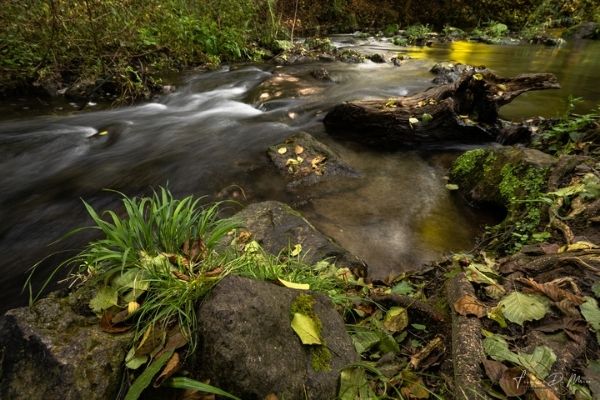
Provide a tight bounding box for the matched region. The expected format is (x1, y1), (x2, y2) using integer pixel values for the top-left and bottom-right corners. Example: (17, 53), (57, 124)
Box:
(196, 275), (357, 400)
(0, 293), (130, 400)
(233, 201), (367, 276)
(267, 132), (359, 189)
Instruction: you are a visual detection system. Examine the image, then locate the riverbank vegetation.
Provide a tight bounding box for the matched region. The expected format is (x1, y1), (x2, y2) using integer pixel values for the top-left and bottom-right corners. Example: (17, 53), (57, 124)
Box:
(1, 0), (599, 103)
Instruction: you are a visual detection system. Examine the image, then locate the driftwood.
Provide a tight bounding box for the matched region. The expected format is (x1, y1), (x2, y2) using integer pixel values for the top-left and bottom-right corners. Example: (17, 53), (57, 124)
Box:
(323, 71), (560, 147)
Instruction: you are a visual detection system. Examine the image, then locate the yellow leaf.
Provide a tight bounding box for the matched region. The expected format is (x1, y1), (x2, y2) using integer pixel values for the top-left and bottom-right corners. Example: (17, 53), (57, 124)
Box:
(473, 73), (484, 80)
(278, 278), (310, 290)
(294, 145), (304, 155)
(98, 130), (109, 136)
(409, 117), (419, 125)
(290, 243), (302, 256)
(559, 241), (598, 253)
(291, 313), (322, 345)
(383, 306), (408, 332)
(277, 147), (288, 155)
(128, 301), (140, 314)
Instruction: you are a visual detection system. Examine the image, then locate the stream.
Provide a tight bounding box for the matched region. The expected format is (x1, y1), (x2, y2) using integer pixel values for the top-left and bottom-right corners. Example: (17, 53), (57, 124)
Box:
(1, 38), (599, 312)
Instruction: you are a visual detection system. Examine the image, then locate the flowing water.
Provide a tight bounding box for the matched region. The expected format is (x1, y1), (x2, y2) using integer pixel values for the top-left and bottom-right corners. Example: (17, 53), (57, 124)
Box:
(1, 38), (600, 311)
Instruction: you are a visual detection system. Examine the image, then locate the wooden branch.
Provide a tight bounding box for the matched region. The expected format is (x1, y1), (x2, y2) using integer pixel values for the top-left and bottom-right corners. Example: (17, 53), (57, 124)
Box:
(323, 71), (560, 147)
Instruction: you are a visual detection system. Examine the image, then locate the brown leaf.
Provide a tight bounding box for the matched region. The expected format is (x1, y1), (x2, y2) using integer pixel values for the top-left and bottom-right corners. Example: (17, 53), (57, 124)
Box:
(136, 325), (166, 357)
(555, 298), (582, 317)
(111, 309), (130, 325)
(294, 145), (304, 155)
(156, 325), (189, 359)
(100, 310), (131, 333)
(172, 270), (191, 281)
(182, 238), (207, 262)
(482, 359), (508, 384)
(409, 336), (445, 370)
(264, 394), (279, 400)
(177, 390), (211, 400)
(204, 267), (224, 277)
(535, 318), (587, 345)
(529, 373), (560, 400)
(518, 277), (584, 304)
(540, 243), (560, 254)
(499, 367), (529, 397)
(453, 294), (487, 318)
(153, 352), (181, 387)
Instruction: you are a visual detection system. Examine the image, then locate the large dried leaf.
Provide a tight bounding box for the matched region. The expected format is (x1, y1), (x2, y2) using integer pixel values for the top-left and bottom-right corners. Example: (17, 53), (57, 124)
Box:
(453, 294), (487, 318)
(290, 313), (321, 345)
(482, 359), (508, 383)
(383, 306), (408, 333)
(535, 318), (587, 345)
(529, 373), (560, 400)
(517, 277), (584, 304)
(499, 367), (528, 397)
(100, 310), (131, 333)
(182, 238), (206, 262)
(498, 291), (549, 326)
(154, 352), (181, 387)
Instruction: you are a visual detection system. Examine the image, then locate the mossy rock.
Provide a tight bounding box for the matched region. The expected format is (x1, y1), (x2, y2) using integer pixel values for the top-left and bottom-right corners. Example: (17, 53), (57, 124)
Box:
(449, 146), (557, 252)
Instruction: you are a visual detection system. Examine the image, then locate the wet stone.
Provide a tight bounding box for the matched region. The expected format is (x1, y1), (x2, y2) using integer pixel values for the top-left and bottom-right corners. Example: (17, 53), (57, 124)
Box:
(267, 132), (359, 189)
(196, 275), (357, 400)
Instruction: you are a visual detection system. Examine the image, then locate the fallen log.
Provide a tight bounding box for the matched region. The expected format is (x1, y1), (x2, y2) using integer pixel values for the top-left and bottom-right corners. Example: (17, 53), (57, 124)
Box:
(323, 70), (560, 147)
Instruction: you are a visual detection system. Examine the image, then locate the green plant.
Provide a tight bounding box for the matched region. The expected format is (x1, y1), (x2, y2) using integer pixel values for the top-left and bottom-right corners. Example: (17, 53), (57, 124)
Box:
(404, 24), (432, 42)
(534, 97), (600, 154)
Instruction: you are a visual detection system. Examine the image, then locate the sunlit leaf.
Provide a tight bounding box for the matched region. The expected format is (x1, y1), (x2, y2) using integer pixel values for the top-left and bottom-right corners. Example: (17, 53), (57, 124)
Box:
(383, 306), (408, 333)
(487, 305), (507, 328)
(421, 113), (433, 123)
(473, 73), (484, 80)
(409, 117), (419, 125)
(294, 145), (304, 155)
(290, 243), (302, 257)
(445, 183), (459, 190)
(277, 147), (288, 155)
(291, 313), (321, 345)
(453, 294), (486, 318)
(498, 291), (549, 326)
(278, 278), (309, 290)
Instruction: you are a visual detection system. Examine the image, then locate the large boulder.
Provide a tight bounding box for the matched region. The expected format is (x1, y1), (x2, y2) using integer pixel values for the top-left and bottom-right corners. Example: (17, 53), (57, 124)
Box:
(0, 292), (130, 400)
(232, 201), (367, 276)
(196, 275), (357, 400)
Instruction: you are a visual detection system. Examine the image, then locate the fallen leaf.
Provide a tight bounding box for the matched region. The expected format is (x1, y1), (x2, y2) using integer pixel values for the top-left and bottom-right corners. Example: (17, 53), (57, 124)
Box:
(264, 394), (279, 400)
(351, 330), (380, 354)
(453, 294), (487, 318)
(482, 359), (508, 383)
(89, 286), (119, 314)
(391, 281), (414, 296)
(136, 325), (166, 357)
(559, 241), (599, 253)
(383, 306), (409, 333)
(154, 352), (181, 387)
(204, 267), (224, 277)
(529, 373), (560, 400)
(182, 238), (206, 262)
(445, 183), (459, 190)
(485, 284), (506, 300)
(498, 291), (549, 326)
(580, 296), (600, 331)
(100, 310), (131, 333)
(517, 277), (584, 304)
(535, 318), (587, 345)
(277, 147), (288, 155)
(294, 145), (304, 155)
(473, 73), (484, 80)
(400, 370), (430, 399)
(310, 154), (326, 169)
(125, 346), (148, 370)
(128, 301), (140, 314)
(487, 305), (507, 328)
(125, 351), (173, 400)
(483, 334), (556, 379)
(172, 270), (191, 281)
(291, 313), (321, 345)
(290, 243), (302, 257)
(499, 367), (528, 397)
(408, 117), (419, 125)
(339, 367), (375, 400)
(278, 278), (309, 290)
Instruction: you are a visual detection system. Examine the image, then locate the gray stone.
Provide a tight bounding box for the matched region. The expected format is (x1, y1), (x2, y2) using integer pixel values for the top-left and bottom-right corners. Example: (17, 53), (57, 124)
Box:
(0, 292), (130, 400)
(267, 132), (359, 189)
(196, 275), (357, 400)
(232, 201), (367, 276)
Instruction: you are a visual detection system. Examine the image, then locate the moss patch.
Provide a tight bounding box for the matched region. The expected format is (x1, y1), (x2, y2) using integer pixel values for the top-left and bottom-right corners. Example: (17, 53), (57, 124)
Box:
(290, 294), (331, 372)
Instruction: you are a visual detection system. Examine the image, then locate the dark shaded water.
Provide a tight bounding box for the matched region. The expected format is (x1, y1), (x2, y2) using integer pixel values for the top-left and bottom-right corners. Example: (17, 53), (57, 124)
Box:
(1, 39), (599, 311)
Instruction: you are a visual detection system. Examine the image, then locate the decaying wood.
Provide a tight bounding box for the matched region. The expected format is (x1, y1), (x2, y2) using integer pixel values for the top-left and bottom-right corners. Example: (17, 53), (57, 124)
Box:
(445, 273), (490, 400)
(323, 71), (560, 147)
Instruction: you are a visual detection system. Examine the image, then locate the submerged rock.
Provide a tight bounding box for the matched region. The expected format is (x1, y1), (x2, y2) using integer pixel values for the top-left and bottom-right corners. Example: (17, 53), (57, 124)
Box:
(232, 201), (367, 276)
(196, 275), (357, 400)
(0, 292), (130, 400)
(562, 22), (599, 40)
(367, 53), (387, 63)
(267, 132), (358, 189)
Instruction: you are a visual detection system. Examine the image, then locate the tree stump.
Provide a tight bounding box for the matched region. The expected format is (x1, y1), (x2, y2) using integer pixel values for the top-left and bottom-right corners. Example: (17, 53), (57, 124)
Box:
(323, 71), (560, 147)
